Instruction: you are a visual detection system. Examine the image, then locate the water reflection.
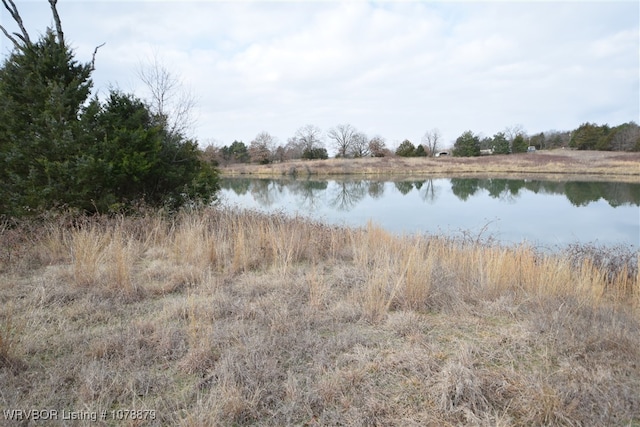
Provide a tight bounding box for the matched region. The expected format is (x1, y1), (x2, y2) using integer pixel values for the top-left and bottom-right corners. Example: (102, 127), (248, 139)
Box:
(219, 177), (639, 246)
(221, 177), (640, 209)
(329, 180), (367, 211)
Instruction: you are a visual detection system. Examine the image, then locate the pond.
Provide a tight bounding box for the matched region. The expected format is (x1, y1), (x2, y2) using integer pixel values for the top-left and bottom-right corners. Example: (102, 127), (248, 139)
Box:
(219, 177), (640, 249)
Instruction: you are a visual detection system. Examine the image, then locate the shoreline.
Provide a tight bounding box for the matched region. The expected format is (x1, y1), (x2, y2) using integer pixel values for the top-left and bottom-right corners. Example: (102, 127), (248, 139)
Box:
(219, 150), (640, 183)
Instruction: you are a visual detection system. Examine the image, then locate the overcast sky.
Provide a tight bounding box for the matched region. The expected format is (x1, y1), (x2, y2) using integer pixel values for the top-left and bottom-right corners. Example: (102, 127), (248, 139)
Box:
(1, 1), (638, 151)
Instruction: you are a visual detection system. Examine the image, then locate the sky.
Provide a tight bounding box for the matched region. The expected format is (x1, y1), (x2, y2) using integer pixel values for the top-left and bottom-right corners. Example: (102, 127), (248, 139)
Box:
(1, 0), (638, 153)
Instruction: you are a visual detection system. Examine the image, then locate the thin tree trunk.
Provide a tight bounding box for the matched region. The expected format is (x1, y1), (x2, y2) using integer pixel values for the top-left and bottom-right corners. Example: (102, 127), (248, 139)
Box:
(48, 0), (64, 46)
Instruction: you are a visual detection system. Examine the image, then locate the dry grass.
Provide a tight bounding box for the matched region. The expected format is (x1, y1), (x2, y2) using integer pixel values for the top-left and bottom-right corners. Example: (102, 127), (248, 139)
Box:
(1, 207), (639, 426)
(221, 149), (640, 183)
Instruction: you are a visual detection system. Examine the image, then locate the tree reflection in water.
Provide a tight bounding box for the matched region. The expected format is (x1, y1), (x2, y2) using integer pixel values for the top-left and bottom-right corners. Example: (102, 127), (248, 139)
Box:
(221, 177), (640, 210)
(367, 181), (385, 199)
(287, 179), (328, 211)
(418, 179), (439, 203)
(219, 176), (639, 247)
(329, 180), (368, 211)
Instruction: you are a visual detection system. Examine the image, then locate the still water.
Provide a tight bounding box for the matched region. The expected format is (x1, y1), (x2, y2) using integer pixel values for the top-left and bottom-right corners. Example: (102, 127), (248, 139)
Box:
(219, 177), (640, 248)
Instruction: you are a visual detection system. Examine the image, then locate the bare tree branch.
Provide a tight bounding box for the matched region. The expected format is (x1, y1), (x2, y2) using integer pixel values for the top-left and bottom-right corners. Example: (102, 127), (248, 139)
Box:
(137, 52), (198, 137)
(349, 132), (370, 158)
(0, 24), (20, 48)
(368, 135), (388, 157)
(293, 124), (324, 152)
(249, 131), (276, 164)
(504, 124), (526, 142)
(421, 128), (441, 157)
(48, 0), (64, 45)
(327, 124), (357, 158)
(90, 42), (105, 71)
(1, 0), (31, 48)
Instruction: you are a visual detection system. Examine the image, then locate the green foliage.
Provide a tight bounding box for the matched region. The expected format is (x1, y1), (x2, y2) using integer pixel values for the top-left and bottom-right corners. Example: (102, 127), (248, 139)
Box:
(414, 144), (427, 157)
(395, 140), (416, 157)
(0, 29), (218, 216)
(302, 147), (329, 160)
(511, 134), (528, 153)
(394, 181), (414, 195)
(529, 132), (546, 150)
(450, 177), (480, 200)
(569, 122), (613, 151)
(57, 91), (217, 216)
(492, 132), (510, 154)
(0, 29), (93, 216)
(224, 140), (250, 163)
(452, 131), (480, 157)
(79, 91), (218, 212)
(564, 181), (606, 206)
(479, 137), (493, 150)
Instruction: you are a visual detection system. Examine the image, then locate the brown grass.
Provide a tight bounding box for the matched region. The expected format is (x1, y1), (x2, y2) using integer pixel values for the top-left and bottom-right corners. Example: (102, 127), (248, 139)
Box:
(0, 207), (639, 426)
(221, 149), (640, 183)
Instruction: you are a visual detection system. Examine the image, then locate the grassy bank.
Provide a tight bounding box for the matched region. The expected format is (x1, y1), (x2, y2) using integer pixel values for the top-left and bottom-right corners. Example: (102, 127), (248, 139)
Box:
(1, 208), (639, 426)
(221, 150), (640, 183)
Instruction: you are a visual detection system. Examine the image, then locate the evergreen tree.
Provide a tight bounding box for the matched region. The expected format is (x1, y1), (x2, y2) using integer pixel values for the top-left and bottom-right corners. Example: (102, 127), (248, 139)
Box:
(395, 140), (416, 157)
(0, 29), (93, 215)
(452, 131), (480, 157)
(511, 134), (528, 153)
(569, 122), (610, 150)
(0, 6), (218, 215)
(414, 144), (427, 157)
(492, 132), (510, 154)
(227, 141), (250, 163)
(79, 91), (218, 212)
(302, 147), (329, 160)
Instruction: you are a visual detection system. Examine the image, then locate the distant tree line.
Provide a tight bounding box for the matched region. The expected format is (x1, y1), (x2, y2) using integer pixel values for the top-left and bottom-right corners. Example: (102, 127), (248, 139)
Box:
(451, 122), (640, 157)
(207, 120), (639, 165)
(0, 0), (218, 217)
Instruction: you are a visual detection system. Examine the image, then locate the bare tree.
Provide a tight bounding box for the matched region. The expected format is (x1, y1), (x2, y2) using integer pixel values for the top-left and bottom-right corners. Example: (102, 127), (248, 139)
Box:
(504, 124), (527, 142)
(368, 135), (388, 157)
(273, 145), (286, 162)
(292, 124), (325, 152)
(503, 124), (528, 153)
(249, 131), (276, 164)
(610, 122), (640, 151)
(284, 138), (304, 160)
(327, 124), (357, 157)
(137, 53), (197, 137)
(349, 132), (370, 158)
(421, 128), (441, 157)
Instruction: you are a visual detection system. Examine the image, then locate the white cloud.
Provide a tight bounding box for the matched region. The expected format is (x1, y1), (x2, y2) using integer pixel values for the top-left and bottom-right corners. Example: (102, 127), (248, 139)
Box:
(1, 0), (638, 150)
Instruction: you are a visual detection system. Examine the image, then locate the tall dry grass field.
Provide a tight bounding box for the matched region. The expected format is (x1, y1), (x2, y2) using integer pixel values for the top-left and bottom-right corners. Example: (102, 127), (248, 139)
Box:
(1, 207), (638, 426)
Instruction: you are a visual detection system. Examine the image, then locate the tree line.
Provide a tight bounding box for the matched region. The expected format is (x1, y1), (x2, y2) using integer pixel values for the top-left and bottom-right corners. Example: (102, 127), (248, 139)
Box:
(452, 122), (640, 157)
(207, 120), (639, 166)
(0, 0), (218, 217)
